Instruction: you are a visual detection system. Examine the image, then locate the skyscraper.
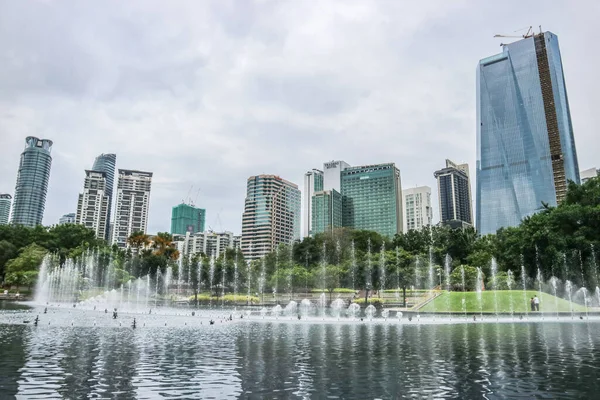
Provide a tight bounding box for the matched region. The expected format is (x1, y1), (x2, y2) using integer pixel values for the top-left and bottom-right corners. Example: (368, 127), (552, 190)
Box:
(402, 186), (433, 232)
(477, 31), (579, 234)
(111, 169), (153, 248)
(311, 189), (343, 235)
(435, 160), (473, 228)
(11, 137), (53, 227)
(0, 194), (11, 225)
(171, 203), (206, 235)
(340, 163), (403, 237)
(241, 175), (301, 260)
(75, 170), (110, 239)
(303, 169), (323, 237)
(323, 160), (350, 192)
(92, 153), (116, 240)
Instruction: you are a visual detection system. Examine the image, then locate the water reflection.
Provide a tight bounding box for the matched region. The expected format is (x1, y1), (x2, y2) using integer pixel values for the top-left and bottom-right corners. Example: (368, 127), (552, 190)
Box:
(1, 318), (599, 399)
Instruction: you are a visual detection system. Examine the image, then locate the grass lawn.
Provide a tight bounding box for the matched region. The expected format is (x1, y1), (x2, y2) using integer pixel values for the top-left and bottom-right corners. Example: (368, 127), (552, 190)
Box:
(418, 291), (587, 313)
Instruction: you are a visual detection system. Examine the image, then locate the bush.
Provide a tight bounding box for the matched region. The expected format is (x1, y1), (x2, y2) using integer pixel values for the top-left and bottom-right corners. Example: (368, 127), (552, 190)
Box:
(311, 288), (355, 293)
(352, 297), (386, 305)
(450, 265), (484, 291)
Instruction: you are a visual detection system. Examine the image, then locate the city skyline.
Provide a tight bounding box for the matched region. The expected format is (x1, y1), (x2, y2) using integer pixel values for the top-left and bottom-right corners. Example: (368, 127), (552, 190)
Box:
(0, 2), (597, 235)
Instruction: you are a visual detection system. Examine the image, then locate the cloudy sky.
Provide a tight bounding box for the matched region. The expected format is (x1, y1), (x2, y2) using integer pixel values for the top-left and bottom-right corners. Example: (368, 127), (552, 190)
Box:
(0, 0), (598, 235)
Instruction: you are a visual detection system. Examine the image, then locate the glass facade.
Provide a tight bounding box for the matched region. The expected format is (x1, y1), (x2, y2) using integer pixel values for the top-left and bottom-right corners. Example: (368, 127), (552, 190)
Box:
(11, 137), (53, 227)
(303, 169), (324, 237)
(241, 175), (301, 260)
(340, 163), (403, 237)
(0, 194), (11, 225)
(476, 32), (579, 235)
(170, 203), (206, 235)
(434, 161), (472, 226)
(311, 189), (342, 235)
(92, 154), (116, 240)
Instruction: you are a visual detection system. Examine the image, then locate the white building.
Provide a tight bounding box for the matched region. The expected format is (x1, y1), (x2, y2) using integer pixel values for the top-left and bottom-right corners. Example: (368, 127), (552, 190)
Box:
(303, 169), (323, 237)
(581, 167), (599, 184)
(58, 213), (76, 225)
(174, 231), (241, 258)
(75, 170), (110, 239)
(323, 160), (350, 192)
(402, 186), (433, 232)
(111, 169), (153, 248)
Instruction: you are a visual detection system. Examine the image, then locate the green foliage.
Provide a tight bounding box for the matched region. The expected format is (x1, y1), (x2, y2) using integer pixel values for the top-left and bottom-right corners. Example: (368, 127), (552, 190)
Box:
(352, 297), (386, 305)
(4, 244), (47, 288)
(449, 265), (482, 291)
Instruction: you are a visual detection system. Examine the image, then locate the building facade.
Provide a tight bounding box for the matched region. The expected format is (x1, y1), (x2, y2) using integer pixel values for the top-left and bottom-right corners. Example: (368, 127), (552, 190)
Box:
(58, 213), (76, 225)
(171, 203), (206, 235)
(111, 169), (153, 248)
(11, 137), (53, 227)
(402, 186), (433, 232)
(303, 169), (323, 237)
(323, 160), (350, 192)
(340, 163), (403, 237)
(92, 153), (116, 240)
(311, 189), (343, 235)
(241, 175), (301, 260)
(75, 170), (110, 239)
(174, 231), (240, 259)
(580, 168), (599, 184)
(476, 32), (580, 234)
(435, 160), (473, 227)
(0, 194), (12, 225)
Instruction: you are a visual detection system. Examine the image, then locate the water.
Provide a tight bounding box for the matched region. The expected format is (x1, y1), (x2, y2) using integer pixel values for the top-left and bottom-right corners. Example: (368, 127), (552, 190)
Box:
(1, 303), (599, 399)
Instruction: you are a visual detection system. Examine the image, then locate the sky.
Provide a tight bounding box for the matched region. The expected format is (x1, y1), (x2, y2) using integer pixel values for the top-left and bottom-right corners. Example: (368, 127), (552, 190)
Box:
(0, 0), (598, 236)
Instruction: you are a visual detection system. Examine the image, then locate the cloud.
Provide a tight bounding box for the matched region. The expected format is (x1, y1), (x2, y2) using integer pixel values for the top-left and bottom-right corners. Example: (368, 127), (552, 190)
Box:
(0, 0), (598, 235)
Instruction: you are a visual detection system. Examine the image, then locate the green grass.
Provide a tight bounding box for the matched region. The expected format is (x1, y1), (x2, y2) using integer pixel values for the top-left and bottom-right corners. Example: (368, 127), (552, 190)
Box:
(418, 291), (587, 313)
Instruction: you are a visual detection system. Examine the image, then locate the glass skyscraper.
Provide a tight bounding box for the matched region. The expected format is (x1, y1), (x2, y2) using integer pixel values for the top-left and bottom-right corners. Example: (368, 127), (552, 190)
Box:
(92, 153), (116, 240)
(11, 137), (53, 227)
(311, 189), (343, 235)
(171, 203), (206, 235)
(341, 163), (403, 237)
(0, 194), (11, 225)
(476, 32), (579, 235)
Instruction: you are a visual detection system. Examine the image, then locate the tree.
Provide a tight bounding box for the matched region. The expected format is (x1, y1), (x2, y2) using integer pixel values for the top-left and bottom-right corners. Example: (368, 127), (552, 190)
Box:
(127, 231), (151, 251)
(449, 265), (483, 291)
(0, 240), (18, 281)
(4, 244), (47, 289)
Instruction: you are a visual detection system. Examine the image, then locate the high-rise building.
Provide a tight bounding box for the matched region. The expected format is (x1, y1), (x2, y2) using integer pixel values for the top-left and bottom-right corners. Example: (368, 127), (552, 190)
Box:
(111, 169), (153, 248)
(241, 175), (301, 260)
(323, 160), (350, 192)
(171, 203), (206, 235)
(476, 31), (580, 235)
(303, 169), (323, 237)
(75, 170), (110, 239)
(58, 213), (76, 225)
(91, 153), (116, 240)
(0, 194), (11, 225)
(11, 137), (53, 227)
(311, 189), (343, 235)
(435, 160), (473, 228)
(580, 168), (599, 184)
(340, 163), (403, 237)
(402, 186), (433, 232)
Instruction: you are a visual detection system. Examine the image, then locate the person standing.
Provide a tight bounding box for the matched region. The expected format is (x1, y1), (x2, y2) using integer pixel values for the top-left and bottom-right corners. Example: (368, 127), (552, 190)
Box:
(534, 295), (540, 311)
(530, 297), (535, 312)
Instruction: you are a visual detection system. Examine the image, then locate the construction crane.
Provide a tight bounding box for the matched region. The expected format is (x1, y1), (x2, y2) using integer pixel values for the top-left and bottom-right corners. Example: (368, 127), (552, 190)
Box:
(494, 26), (536, 45)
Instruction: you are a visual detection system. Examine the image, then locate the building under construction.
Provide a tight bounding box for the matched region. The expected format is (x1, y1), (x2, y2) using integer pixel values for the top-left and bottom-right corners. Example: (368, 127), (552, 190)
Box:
(476, 30), (580, 235)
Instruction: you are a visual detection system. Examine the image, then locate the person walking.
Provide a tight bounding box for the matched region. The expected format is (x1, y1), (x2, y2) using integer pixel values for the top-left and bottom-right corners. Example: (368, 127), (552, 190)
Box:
(534, 295), (540, 311)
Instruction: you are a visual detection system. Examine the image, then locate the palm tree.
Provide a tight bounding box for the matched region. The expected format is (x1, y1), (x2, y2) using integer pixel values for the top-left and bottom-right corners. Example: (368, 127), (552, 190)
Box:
(152, 232), (180, 261)
(127, 231), (151, 252)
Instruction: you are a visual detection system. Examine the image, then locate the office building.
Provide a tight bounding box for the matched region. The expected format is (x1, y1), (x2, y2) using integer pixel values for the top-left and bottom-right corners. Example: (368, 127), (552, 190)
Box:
(435, 160), (473, 228)
(476, 31), (580, 234)
(241, 175), (301, 260)
(174, 231), (240, 258)
(303, 169), (323, 237)
(111, 169), (153, 248)
(311, 189), (343, 235)
(580, 168), (598, 184)
(402, 186), (433, 232)
(75, 170), (110, 239)
(171, 203), (206, 235)
(0, 194), (11, 225)
(340, 163), (403, 237)
(92, 153), (116, 240)
(323, 160), (350, 192)
(11, 137), (53, 227)
(58, 213), (76, 225)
